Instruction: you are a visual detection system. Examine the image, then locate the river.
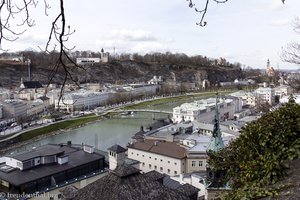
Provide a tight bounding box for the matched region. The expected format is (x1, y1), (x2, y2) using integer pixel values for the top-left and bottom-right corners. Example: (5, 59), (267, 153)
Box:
(6, 112), (168, 154)
(6, 95), (212, 155)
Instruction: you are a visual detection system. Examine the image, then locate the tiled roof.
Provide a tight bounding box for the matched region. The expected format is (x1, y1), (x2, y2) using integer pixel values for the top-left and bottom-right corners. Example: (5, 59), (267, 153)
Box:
(72, 164), (198, 200)
(107, 144), (127, 153)
(128, 139), (186, 159)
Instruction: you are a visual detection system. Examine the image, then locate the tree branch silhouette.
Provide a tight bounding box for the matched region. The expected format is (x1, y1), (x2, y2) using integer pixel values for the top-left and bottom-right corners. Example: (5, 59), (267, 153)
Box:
(187, 0), (285, 27)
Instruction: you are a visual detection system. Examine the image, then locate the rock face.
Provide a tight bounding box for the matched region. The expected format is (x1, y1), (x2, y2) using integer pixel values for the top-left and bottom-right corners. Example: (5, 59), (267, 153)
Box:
(0, 60), (243, 88)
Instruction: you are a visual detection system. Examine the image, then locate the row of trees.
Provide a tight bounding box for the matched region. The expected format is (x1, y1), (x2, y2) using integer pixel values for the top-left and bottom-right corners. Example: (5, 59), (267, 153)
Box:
(0, 50), (242, 70)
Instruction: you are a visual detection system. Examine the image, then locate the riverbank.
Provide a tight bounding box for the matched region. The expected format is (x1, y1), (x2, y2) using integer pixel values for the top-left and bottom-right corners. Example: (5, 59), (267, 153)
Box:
(0, 115), (103, 155)
(0, 90), (236, 155)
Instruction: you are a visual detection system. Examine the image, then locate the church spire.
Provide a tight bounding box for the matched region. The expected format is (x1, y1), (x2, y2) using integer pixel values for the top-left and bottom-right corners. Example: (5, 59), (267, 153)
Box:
(207, 93), (225, 152)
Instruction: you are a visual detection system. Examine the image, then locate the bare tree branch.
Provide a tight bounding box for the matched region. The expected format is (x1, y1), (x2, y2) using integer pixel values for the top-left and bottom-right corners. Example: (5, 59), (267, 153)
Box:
(282, 18), (300, 66)
(187, 0), (285, 27)
(186, 0), (228, 26)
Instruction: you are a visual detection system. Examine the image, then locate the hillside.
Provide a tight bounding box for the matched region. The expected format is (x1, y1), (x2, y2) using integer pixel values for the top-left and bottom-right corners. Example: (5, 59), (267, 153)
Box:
(0, 59), (243, 88)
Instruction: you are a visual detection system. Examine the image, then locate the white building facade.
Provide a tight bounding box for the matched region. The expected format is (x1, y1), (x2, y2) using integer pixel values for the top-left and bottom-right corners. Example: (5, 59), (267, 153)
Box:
(55, 91), (112, 112)
(173, 97), (242, 123)
(2, 100), (27, 119)
(254, 87), (275, 106)
(273, 85), (293, 99)
(230, 91), (257, 107)
(127, 140), (187, 176)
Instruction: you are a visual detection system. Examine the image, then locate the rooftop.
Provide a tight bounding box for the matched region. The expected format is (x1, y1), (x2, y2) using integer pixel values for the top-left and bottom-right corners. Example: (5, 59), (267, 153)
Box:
(0, 144), (104, 186)
(128, 139), (186, 159)
(174, 98), (233, 111)
(10, 145), (65, 162)
(107, 144), (127, 153)
(72, 164), (198, 200)
(21, 81), (43, 89)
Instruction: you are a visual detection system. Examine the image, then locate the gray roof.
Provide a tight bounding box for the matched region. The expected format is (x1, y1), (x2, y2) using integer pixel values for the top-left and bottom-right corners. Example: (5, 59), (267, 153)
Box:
(73, 164), (198, 200)
(111, 163), (140, 178)
(0, 144), (104, 186)
(162, 176), (199, 197)
(10, 145), (65, 162)
(107, 144), (127, 153)
(22, 81), (43, 89)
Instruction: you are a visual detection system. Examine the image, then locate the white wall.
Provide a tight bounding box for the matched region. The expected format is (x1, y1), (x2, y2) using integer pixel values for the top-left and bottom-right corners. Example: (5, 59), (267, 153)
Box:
(128, 148), (185, 176)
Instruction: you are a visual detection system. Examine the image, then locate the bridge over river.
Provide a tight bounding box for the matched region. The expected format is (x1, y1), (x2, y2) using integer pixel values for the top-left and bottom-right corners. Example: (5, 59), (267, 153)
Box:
(117, 109), (172, 115)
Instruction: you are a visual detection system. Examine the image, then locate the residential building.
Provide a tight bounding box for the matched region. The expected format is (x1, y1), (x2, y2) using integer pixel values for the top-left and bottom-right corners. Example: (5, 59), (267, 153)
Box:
(127, 139), (187, 176)
(173, 97), (242, 123)
(273, 84), (293, 99)
(19, 79), (44, 101)
(148, 75), (163, 85)
(1, 99), (27, 120)
(230, 90), (256, 107)
(76, 48), (109, 65)
(54, 90), (112, 112)
(254, 86), (275, 106)
(280, 94), (300, 104)
(181, 135), (211, 173)
(26, 97), (50, 117)
(0, 143), (105, 194)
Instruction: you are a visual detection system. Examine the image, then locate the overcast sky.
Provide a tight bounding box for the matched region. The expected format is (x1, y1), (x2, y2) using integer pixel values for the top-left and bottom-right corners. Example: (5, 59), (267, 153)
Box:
(2, 0), (300, 69)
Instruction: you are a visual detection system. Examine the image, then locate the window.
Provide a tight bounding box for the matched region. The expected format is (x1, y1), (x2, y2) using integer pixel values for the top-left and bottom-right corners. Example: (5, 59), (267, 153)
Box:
(192, 161), (196, 167)
(142, 162), (145, 166)
(131, 152), (134, 155)
(149, 156), (151, 159)
(167, 169), (170, 174)
(142, 155), (144, 157)
(137, 154), (139, 156)
(174, 162), (177, 165)
(160, 167), (163, 172)
(154, 165), (157, 170)
(160, 159), (163, 162)
(199, 161), (203, 167)
(149, 164), (152, 169)
(168, 161), (170, 163)
(174, 171), (177, 175)
(155, 158), (157, 160)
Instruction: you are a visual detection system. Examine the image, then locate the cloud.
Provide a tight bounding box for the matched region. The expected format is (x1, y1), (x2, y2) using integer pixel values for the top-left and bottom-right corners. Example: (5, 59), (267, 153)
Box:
(131, 41), (167, 53)
(263, 1), (286, 12)
(108, 29), (157, 42)
(270, 19), (291, 27)
(95, 28), (172, 54)
(18, 33), (47, 44)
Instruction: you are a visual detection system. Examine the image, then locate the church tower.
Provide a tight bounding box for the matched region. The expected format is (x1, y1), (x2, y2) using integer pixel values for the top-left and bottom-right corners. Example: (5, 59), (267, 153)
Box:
(207, 95), (225, 152)
(206, 94), (227, 196)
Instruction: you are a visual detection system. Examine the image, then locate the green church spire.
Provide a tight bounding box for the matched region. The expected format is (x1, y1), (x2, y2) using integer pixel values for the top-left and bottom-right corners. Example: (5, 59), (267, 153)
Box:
(207, 94), (225, 152)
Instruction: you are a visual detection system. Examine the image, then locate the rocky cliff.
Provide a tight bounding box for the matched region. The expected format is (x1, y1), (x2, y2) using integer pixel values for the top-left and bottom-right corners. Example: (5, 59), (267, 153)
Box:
(0, 60), (244, 88)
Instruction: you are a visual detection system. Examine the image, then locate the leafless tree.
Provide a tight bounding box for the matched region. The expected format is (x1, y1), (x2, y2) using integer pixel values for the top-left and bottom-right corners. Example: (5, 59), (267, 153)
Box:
(282, 18), (300, 65)
(186, 0), (229, 26)
(187, 0), (285, 26)
(0, 0), (89, 109)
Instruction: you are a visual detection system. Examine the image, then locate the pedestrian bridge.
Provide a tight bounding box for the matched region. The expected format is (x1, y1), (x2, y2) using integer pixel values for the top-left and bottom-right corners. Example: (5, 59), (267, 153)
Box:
(118, 109), (172, 114)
